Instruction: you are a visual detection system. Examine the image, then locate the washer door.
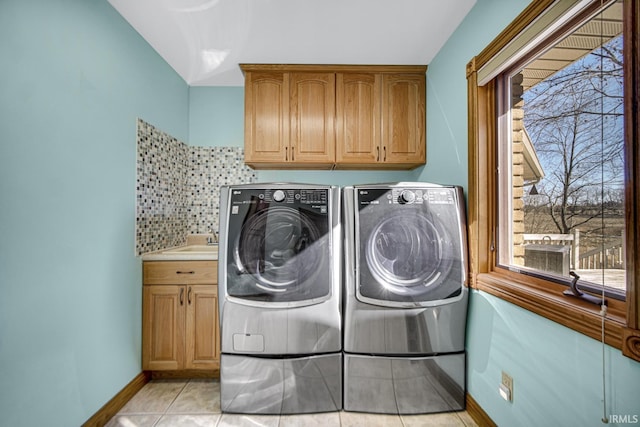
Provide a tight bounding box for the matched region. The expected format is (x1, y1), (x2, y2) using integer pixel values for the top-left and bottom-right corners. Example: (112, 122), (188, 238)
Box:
(356, 194), (464, 306)
(227, 204), (331, 306)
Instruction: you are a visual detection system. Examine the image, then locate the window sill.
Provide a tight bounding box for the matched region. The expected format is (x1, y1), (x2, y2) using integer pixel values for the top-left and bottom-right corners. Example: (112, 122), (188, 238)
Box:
(473, 270), (626, 349)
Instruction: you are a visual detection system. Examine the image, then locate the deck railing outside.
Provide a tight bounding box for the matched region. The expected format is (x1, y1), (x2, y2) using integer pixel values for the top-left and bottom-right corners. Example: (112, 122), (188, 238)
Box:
(523, 230), (625, 270)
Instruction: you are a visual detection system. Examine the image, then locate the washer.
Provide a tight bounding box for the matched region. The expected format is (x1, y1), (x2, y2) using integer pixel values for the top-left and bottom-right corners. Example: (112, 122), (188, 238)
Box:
(343, 182), (468, 414)
(218, 183), (341, 414)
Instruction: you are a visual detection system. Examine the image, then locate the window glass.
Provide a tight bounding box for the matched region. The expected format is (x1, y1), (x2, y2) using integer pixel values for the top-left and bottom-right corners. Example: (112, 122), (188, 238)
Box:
(499, 0), (625, 295)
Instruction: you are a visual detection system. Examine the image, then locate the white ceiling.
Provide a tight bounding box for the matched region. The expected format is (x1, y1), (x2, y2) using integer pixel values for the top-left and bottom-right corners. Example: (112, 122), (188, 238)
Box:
(108, 0), (476, 86)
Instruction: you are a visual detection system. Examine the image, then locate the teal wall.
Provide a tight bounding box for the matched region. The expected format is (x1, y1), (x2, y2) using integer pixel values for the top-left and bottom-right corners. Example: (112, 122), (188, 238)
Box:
(424, 0), (640, 425)
(469, 291), (640, 426)
(0, 0), (189, 426)
(189, 86), (245, 147)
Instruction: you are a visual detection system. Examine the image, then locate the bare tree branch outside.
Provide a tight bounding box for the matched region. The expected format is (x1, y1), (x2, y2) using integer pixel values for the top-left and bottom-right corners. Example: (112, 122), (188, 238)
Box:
(521, 35), (625, 268)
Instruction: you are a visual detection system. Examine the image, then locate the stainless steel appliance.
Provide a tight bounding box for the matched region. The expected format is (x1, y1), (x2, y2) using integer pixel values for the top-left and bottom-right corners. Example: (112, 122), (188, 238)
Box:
(218, 184), (342, 414)
(343, 182), (468, 414)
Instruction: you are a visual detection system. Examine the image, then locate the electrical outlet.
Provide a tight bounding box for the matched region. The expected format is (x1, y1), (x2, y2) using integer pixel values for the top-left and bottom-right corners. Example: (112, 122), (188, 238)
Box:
(500, 371), (513, 402)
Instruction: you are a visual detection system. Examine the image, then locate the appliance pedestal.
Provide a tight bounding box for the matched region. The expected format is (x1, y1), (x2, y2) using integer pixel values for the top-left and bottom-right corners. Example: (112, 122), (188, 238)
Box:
(221, 353), (342, 414)
(343, 352), (465, 414)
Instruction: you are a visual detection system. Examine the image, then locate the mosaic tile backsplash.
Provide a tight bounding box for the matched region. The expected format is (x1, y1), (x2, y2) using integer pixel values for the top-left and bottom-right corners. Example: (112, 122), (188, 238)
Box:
(136, 119), (256, 255)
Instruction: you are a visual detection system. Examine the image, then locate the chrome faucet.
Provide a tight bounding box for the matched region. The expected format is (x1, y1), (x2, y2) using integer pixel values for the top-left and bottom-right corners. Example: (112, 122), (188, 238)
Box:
(207, 229), (218, 245)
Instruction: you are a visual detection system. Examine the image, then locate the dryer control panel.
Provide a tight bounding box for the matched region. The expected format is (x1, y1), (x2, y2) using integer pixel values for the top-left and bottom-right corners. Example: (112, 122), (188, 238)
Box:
(358, 187), (455, 207)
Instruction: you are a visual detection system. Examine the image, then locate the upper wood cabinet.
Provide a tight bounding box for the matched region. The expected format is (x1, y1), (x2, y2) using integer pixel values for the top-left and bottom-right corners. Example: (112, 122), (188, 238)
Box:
(335, 73), (381, 165)
(289, 72), (335, 166)
(335, 72), (426, 169)
(243, 72), (289, 165)
(379, 73), (426, 167)
(241, 64), (427, 170)
(243, 69), (335, 168)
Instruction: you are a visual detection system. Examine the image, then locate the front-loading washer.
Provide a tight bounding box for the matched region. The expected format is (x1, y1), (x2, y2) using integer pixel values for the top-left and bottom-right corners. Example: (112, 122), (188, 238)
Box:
(343, 182), (468, 414)
(218, 183), (341, 414)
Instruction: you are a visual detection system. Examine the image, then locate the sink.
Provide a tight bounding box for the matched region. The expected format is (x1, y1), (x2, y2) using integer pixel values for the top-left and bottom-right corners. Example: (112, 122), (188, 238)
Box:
(142, 244), (219, 261)
(162, 245), (218, 254)
(169, 245), (218, 253)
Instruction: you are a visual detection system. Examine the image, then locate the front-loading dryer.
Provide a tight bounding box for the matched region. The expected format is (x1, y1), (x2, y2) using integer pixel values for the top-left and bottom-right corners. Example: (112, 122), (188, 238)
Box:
(343, 182), (468, 414)
(218, 183), (341, 414)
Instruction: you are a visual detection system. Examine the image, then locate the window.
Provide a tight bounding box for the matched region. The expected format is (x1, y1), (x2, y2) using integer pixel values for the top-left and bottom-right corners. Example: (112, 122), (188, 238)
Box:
(499, 1), (625, 298)
(467, 0), (640, 361)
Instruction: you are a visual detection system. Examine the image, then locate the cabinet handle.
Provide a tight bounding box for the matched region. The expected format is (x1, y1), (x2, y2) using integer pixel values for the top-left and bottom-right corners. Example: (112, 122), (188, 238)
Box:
(179, 288), (184, 306)
(285, 146), (288, 161)
(176, 271), (195, 275)
(291, 146), (295, 161)
(383, 146), (387, 161)
(188, 287), (192, 305)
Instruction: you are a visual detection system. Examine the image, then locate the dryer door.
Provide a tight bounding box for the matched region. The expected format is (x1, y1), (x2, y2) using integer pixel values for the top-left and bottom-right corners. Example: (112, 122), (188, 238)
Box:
(356, 187), (464, 307)
(225, 189), (332, 307)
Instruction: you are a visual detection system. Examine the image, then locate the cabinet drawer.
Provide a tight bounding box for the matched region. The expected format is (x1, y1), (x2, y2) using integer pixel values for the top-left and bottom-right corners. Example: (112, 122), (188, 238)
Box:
(144, 261), (218, 285)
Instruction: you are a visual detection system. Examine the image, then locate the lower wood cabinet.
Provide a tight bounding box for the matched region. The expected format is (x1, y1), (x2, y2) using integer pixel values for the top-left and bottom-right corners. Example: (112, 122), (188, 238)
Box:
(142, 261), (219, 372)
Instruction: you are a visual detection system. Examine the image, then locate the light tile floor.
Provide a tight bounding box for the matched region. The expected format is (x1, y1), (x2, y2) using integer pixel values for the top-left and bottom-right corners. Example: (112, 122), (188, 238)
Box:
(106, 379), (478, 427)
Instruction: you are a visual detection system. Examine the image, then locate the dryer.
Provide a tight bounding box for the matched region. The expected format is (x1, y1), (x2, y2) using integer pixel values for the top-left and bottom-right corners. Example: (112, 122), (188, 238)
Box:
(218, 184), (341, 414)
(343, 183), (468, 414)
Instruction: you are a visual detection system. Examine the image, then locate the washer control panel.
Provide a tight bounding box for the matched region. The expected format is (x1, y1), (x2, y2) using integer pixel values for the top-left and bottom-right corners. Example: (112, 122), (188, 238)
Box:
(231, 188), (328, 204)
(229, 188), (330, 215)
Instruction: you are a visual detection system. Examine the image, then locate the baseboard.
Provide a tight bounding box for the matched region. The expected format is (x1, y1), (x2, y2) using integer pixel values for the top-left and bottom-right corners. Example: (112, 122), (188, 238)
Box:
(466, 393), (497, 427)
(150, 369), (219, 380)
(82, 371), (150, 427)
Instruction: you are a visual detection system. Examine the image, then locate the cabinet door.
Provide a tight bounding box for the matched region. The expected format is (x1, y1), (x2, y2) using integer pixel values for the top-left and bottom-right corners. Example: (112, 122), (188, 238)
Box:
(185, 285), (219, 370)
(289, 72), (335, 166)
(244, 71), (290, 164)
(143, 286), (185, 371)
(381, 74), (426, 166)
(336, 73), (381, 165)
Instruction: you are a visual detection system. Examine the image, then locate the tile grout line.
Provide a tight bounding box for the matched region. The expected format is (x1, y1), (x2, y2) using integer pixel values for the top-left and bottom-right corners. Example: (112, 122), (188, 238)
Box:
(150, 379), (191, 427)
